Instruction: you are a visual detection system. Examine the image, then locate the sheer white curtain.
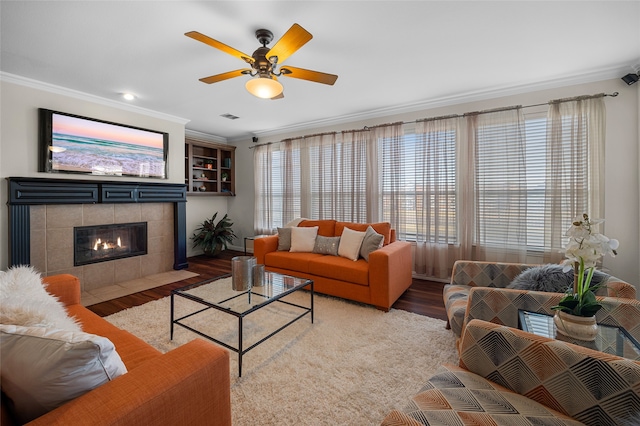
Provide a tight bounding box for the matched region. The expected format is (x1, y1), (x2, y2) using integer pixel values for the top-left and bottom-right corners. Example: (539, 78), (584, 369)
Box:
(412, 116), (461, 278)
(253, 139), (303, 234)
(543, 96), (605, 263)
(254, 142), (278, 234)
(375, 123), (405, 227)
(467, 107), (528, 263)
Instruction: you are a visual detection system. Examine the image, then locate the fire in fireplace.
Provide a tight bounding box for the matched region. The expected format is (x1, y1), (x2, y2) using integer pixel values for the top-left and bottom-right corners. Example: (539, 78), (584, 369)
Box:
(74, 222), (147, 266)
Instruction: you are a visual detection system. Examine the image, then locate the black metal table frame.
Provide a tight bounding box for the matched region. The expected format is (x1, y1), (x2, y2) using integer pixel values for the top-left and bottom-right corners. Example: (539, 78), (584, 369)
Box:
(170, 276), (314, 377)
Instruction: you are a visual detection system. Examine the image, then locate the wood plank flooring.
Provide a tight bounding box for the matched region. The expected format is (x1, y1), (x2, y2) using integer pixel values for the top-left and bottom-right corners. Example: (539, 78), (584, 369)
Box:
(87, 250), (448, 321)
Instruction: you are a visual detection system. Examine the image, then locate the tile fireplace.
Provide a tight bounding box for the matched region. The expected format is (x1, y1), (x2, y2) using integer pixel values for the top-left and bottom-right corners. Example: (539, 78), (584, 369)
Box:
(7, 177), (187, 291)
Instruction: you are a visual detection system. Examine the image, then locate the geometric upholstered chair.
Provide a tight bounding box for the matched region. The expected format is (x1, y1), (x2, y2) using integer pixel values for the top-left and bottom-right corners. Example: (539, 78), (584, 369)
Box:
(443, 260), (639, 344)
(381, 319), (640, 426)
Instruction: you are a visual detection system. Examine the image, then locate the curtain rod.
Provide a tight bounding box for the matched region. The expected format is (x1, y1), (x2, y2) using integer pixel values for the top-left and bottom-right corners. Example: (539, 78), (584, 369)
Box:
(249, 92), (618, 149)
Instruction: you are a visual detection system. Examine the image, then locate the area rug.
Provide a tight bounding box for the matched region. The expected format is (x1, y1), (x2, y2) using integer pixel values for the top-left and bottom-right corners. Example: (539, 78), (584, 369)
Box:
(105, 277), (458, 425)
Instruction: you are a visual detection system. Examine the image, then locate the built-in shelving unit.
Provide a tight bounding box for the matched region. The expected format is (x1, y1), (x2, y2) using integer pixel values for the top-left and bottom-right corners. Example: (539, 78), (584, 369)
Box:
(184, 139), (235, 196)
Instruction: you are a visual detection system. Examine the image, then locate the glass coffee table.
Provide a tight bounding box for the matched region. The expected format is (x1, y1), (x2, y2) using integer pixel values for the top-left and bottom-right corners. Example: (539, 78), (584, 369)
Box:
(171, 271), (313, 376)
(519, 310), (640, 360)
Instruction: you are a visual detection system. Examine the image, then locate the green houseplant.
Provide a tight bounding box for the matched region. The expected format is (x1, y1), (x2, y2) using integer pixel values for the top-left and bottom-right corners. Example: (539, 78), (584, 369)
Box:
(191, 213), (237, 257)
(552, 213), (619, 340)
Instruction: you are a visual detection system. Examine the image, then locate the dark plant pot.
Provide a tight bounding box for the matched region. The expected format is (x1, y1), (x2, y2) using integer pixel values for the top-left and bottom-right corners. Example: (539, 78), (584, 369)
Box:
(203, 244), (224, 257)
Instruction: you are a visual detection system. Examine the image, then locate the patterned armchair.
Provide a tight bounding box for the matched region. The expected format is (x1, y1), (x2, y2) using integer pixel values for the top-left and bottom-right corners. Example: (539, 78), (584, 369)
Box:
(443, 260), (638, 343)
(381, 319), (640, 426)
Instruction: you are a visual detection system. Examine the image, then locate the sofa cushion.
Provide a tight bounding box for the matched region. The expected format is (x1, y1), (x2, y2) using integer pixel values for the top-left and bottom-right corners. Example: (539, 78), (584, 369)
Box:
(276, 227), (293, 251)
(290, 226), (318, 253)
(298, 219), (337, 237)
(66, 305), (162, 370)
(0, 265), (80, 331)
(313, 236), (341, 256)
(382, 364), (581, 426)
(264, 251), (324, 274)
(335, 221), (392, 245)
(338, 227), (366, 261)
(0, 324), (127, 424)
(507, 264), (609, 293)
(359, 226), (384, 262)
(308, 256), (369, 286)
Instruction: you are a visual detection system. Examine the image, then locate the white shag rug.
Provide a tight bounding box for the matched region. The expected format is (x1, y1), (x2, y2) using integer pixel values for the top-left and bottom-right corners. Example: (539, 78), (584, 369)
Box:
(105, 278), (458, 425)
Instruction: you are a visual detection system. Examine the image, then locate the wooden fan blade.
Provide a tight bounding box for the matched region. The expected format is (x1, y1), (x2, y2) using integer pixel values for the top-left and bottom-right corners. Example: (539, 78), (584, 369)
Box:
(280, 66), (338, 85)
(199, 69), (251, 84)
(185, 31), (254, 64)
(266, 24), (312, 64)
(271, 92), (284, 100)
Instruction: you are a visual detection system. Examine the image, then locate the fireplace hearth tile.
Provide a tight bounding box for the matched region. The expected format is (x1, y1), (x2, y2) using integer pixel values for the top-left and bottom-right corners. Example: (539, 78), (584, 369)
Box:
(141, 203), (164, 221)
(80, 270), (200, 306)
(140, 253), (165, 277)
(81, 293), (102, 306)
(46, 205), (82, 229)
(31, 206), (46, 230)
(113, 256), (142, 283)
(114, 204), (142, 223)
(82, 204), (115, 226)
(46, 228), (74, 271)
(84, 261), (115, 291)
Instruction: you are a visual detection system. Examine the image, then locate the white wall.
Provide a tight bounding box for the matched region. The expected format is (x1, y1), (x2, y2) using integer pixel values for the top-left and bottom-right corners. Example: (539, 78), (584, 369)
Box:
(0, 78), (231, 268)
(229, 78), (640, 286)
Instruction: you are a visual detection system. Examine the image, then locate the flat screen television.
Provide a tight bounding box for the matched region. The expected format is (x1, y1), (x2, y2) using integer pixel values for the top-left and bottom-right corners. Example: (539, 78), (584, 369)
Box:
(39, 108), (169, 179)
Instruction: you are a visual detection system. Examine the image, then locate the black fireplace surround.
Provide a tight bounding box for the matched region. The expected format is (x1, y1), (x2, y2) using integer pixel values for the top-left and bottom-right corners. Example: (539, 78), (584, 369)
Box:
(7, 177), (188, 269)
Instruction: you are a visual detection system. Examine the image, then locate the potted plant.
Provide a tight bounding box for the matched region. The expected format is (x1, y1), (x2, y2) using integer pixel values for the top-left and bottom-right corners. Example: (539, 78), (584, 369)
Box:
(191, 213), (237, 257)
(552, 213), (619, 340)
(221, 172), (229, 181)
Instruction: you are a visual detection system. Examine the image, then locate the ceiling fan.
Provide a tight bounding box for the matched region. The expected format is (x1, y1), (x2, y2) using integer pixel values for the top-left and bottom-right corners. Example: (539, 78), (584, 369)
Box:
(185, 23), (338, 99)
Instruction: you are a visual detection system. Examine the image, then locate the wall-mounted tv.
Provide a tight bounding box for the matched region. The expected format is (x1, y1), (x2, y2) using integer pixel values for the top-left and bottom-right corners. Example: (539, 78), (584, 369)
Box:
(39, 108), (168, 179)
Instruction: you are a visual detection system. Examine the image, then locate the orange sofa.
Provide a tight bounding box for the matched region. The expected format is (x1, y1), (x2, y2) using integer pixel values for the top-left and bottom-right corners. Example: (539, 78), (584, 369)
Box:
(1, 274), (232, 426)
(254, 220), (413, 311)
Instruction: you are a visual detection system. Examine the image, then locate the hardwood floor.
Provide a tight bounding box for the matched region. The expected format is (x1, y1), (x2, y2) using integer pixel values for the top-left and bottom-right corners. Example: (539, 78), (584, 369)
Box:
(87, 250), (448, 321)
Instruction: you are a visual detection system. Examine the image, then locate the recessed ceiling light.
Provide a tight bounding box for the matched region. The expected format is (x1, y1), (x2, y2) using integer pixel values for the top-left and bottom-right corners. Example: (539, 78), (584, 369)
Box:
(122, 93), (136, 101)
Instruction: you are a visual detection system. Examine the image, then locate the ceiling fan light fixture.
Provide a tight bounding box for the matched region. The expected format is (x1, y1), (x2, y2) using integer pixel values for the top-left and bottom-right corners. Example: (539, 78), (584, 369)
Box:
(245, 76), (283, 99)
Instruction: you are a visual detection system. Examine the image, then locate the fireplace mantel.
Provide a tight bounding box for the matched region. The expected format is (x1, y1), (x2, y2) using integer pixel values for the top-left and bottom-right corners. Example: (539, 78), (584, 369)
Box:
(7, 177), (188, 269)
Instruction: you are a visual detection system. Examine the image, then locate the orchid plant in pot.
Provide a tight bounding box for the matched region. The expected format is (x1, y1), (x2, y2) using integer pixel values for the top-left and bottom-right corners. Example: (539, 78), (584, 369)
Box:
(552, 213), (619, 340)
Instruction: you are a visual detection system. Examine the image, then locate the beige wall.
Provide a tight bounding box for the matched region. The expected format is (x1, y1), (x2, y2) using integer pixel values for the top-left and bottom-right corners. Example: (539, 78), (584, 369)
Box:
(229, 78), (640, 286)
(0, 78), (231, 269)
(2, 76), (639, 286)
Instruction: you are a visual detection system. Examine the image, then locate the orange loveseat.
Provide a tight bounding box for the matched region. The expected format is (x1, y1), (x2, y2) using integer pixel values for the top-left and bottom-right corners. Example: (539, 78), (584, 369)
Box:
(254, 220), (413, 311)
(1, 274), (232, 426)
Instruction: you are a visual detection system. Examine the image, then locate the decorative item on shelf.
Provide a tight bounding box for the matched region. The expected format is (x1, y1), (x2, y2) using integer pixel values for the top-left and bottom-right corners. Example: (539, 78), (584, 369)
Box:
(198, 184), (207, 192)
(191, 212), (237, 257)
(205, 159), (213, 169)
(552, 213), (619, 341)
(223, 158), (231, 168)
(221, 172), (229, 182)
(200, 173), (207, 179)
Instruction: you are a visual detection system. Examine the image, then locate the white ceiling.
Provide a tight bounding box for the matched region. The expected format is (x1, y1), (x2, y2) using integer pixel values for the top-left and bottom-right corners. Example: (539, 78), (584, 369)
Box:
(1, 1), (639, 142)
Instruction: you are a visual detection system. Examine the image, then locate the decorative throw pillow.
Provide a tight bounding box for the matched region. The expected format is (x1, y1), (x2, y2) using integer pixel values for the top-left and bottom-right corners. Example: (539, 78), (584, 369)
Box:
(0, 265), (80, 331)
(338, 227), (366, 261)
(277, 227), (293, 251)
(359, 226), (384, 262)
(313, 236), (341, 256)
(290, 226), (319, 253)
(507, 264), (609, 293)
(0, 324), (128, 424)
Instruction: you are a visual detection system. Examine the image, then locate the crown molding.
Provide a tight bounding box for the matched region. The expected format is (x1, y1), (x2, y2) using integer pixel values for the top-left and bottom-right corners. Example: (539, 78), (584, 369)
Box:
(0, 72), (191, 125)
(244, 63), (633, 141)
(185, 129), (228, 144)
